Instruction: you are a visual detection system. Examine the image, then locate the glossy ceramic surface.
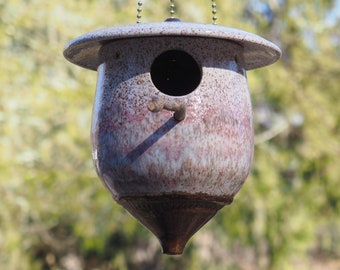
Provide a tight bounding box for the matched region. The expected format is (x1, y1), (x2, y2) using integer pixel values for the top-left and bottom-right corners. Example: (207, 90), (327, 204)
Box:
(63, 22), (281, 254)
(64, 22), (281, 71)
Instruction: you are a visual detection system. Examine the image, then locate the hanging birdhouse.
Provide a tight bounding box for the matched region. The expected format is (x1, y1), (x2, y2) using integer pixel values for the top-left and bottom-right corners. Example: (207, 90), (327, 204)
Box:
(63, 1), (281, 255)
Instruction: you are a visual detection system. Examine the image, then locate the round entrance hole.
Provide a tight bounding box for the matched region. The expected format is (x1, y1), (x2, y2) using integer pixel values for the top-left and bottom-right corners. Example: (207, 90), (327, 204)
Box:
(151, 50), (201, 96)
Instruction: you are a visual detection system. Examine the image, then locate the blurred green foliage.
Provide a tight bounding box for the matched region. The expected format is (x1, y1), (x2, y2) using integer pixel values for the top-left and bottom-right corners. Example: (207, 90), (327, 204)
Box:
(1, 0), (340, 269)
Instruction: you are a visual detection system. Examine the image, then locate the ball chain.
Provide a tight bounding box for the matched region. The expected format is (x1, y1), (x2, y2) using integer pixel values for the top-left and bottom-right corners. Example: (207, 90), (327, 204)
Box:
(137, 0), (217, 24)
(136, 1), (143, 23)
(212, 0), (217, 24)
(169, 0), (175, 18)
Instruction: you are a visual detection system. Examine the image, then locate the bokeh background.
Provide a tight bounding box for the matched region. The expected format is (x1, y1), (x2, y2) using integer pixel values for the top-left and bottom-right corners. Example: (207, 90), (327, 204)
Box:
(1, 0), (340, 269)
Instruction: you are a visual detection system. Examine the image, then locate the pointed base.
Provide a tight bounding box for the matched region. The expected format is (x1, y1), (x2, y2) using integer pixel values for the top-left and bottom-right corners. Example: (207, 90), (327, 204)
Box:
(118, 194), (233, 255)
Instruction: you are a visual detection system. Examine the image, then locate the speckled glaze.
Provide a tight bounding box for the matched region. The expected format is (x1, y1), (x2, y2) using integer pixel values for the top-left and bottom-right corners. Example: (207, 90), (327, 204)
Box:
(64, 22), (281, 255)
(92, 36), (252, 198)
(64, 22), (281, 71)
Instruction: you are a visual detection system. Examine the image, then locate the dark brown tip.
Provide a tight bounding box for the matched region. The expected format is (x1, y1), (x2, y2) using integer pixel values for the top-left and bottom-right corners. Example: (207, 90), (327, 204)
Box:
(161, 237), (187, 255)
(118, 194), (233, 255)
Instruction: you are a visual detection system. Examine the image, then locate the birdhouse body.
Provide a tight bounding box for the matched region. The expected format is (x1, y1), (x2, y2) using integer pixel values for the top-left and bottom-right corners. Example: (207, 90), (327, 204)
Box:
(92, 36), (253, 200)
(64, 22), (281, 255)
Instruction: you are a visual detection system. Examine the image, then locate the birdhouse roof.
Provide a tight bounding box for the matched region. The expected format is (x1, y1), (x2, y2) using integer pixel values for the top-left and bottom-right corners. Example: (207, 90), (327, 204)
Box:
(64, 22), (281, 71)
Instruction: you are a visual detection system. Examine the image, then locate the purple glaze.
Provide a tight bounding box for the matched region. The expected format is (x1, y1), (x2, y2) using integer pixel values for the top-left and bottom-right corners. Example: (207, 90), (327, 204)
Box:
(63, 22), (281, 71)
(90, 36), (252, 200)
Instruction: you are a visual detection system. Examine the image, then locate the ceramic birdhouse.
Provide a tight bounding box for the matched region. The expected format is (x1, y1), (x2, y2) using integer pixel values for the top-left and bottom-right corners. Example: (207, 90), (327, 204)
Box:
(63, 3), (281, 255)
